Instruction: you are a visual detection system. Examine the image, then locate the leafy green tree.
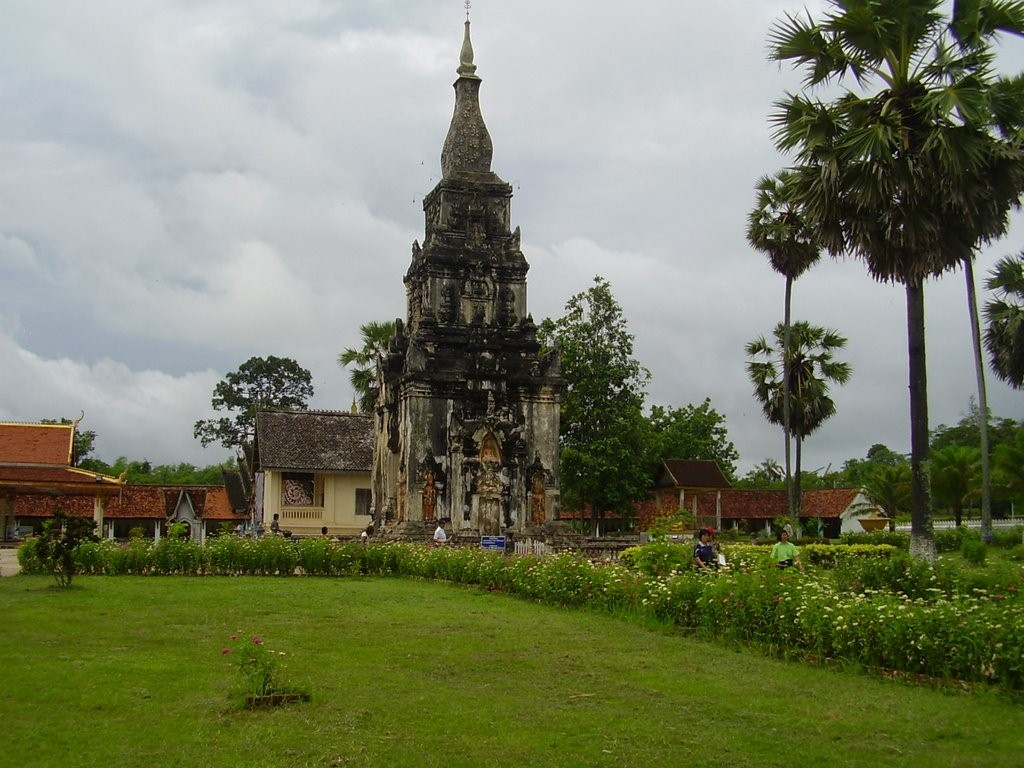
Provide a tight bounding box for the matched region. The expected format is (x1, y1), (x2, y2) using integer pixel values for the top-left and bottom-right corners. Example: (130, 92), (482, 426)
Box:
(35, 509), (97, 588)
(838, 444), (907, 488)
(338, 320), (396, 413)
(993, 428), (1024, 506)
(538, 276), (651, 534)
(931, 445), (981, 526)
(767, 0), (1024, 559)
(645, 400), (739, 480)
(984, 252), (1024, 388)
(930, 408), (1020, 520)
(931, 403), (1021, 456)
(734, 458), (787, 489)
(193, 356), (314, 450)
(746, 321), (852, 523)
(747, 170), (822, 518)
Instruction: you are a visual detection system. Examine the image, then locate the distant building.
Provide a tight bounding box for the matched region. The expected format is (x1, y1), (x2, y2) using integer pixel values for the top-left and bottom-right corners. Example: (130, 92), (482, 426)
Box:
(253, 409), (373, 537)
(13, 484), (244, 544)
(0, 420), (123, 540)
(373, 18), (561, 537)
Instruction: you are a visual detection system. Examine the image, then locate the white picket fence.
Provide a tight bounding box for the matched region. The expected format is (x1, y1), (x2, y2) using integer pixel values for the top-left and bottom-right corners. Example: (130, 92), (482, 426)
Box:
(894, 519), (1023, 532)
(513, 539), (553, 557)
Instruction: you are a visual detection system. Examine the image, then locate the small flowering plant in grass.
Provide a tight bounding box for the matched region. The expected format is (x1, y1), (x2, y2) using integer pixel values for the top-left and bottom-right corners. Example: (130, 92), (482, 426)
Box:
(222, 633), (309, 707)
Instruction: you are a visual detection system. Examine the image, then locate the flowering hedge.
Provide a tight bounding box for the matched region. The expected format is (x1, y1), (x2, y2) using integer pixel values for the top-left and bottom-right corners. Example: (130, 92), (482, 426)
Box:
(18, 535), (367, 577)
(15, 536), (1024, 690)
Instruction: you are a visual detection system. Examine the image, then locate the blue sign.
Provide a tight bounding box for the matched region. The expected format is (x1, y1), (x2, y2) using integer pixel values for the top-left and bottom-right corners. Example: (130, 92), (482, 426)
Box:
(480, 535), (506, 552)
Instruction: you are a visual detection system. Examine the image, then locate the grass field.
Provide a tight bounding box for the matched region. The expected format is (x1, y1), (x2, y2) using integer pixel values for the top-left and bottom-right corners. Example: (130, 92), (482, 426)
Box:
(2, 574), (1023, 768)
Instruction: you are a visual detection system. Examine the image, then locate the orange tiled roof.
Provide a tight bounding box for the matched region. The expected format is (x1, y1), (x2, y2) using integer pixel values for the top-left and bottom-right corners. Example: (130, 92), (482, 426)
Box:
(14, 485), (245, 521)
(564, 487), (863, 526)
(0, 465), (123, 494)
(691, 488), (861, 519)
(0, 422), (74, 465)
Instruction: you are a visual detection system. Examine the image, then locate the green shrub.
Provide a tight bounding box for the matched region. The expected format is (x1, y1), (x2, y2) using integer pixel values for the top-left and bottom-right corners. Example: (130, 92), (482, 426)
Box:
(803, 543), (897, 569)
(832, 552), (940, 598)
(258, 535), (298, 575)
(74, 539), (115, 574)
(35, 511), (98, 587)
(961, 538), (987, 565)
(152, 538), (205, 575)
(992, 527), (1024, 549)
(16, 537), (44, 574)
(1009, 544), (1024, 562)
(935, 525), (979, 553)
(839, 530), (909, 549)
(296, 538), (331, 575)
(620, 542), (691, 576)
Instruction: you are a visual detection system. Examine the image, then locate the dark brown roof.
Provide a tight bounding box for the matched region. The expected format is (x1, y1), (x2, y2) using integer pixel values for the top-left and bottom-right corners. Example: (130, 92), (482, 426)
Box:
(0, 422), (74, 465)
(222, 469), (249, 512)
(658, 460), (731, 490)
(255, 410), (373, 472)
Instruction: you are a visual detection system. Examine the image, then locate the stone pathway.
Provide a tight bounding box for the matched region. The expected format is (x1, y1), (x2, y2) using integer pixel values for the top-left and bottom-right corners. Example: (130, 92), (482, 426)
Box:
(0, 546), (21, 577)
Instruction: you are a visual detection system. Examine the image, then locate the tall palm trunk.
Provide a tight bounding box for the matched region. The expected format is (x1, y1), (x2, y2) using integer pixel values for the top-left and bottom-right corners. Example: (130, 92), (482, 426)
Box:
(906, 281), (936, 560)
(794, 433), (803, 532)
(964, 258), (993, 543)
(782, 277), (794, 521)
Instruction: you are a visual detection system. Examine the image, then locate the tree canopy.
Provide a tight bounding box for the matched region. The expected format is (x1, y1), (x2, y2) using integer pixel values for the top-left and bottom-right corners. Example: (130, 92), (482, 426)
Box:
(646, 400), (739, 480)
(193, 356), (314, 450)
(746, 320), (851, 519)
(538, 276), (651, 529)
(984, 252), (1024, 388)
(747, 170), (823, 516)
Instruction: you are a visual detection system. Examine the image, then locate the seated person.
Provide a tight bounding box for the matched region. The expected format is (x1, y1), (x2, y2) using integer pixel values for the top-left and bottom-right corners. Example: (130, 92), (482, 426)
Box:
(433, 521), (448, 546)
(692, 529), (716, 570)
(770, 529), (802, 571)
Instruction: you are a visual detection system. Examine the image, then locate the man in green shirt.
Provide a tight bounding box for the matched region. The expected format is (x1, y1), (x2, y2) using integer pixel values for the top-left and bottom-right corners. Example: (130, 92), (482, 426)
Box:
(770, 530), (802, 570)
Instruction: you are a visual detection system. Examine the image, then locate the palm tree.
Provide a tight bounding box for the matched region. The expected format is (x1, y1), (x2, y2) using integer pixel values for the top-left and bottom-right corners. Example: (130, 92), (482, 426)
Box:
(962, 257), (995, 542)
(984, 253), (1024, 389)
(767, 0), (1024, 560)
(746, 320), (852, 527)
(338, 320), (396, 413)
(859, 463), (912, 532)
(931, 445), (981, 527)
(747, 170), (822, 520)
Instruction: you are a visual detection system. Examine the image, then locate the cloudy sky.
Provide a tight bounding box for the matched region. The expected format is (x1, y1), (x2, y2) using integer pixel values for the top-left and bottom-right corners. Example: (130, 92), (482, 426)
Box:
(1, 0), (1022, 475)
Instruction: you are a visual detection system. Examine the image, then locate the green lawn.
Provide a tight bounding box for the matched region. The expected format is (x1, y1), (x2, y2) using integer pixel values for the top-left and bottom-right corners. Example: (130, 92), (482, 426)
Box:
(2, 575), (1022, 768)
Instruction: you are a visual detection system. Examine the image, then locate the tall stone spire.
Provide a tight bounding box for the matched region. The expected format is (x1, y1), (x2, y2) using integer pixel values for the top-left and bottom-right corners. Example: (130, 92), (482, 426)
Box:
(373, 13), (561, 539)
(440, 18), (495, 180)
